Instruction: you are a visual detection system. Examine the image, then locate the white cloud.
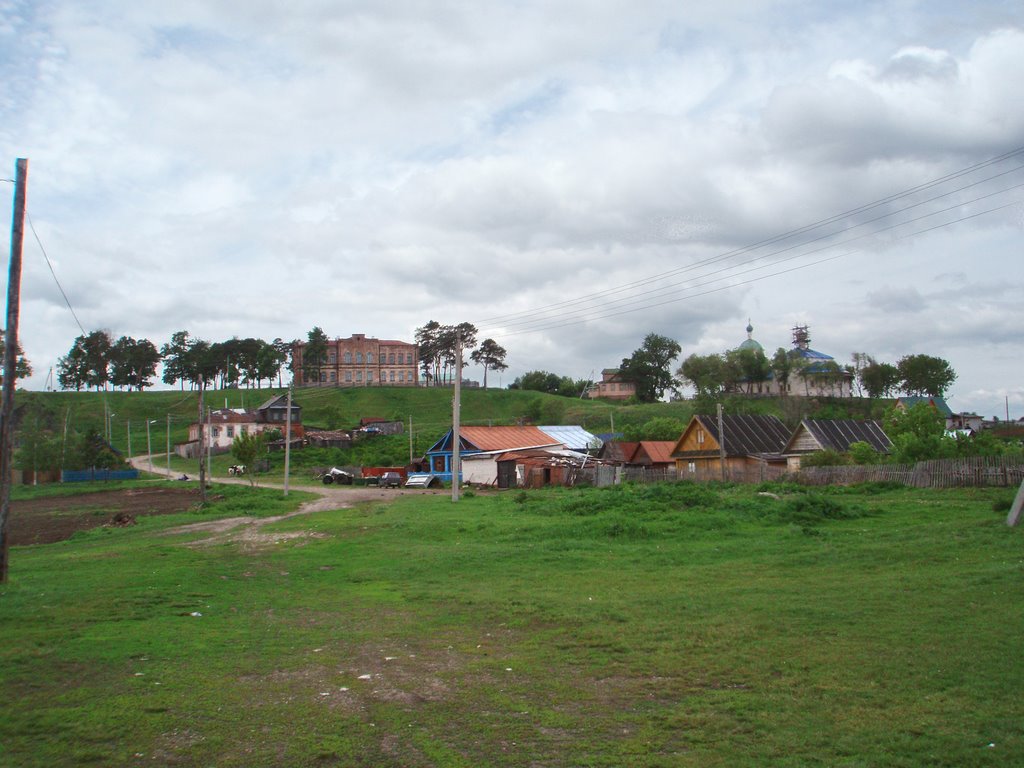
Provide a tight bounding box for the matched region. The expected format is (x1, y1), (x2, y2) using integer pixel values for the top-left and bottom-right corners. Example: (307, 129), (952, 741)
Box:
(1, 1), (1023, 419)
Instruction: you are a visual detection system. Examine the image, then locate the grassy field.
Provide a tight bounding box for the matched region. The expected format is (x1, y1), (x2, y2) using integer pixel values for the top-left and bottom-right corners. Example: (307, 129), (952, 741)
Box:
(2, 479), (1021, 766)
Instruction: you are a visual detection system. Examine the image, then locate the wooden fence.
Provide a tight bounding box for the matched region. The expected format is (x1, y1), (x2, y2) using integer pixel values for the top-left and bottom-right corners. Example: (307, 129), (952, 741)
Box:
(794, 456), (1024, 489)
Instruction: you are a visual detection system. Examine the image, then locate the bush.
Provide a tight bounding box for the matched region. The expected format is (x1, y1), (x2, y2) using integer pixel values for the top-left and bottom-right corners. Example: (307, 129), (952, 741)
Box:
(800, 449), (852, 468)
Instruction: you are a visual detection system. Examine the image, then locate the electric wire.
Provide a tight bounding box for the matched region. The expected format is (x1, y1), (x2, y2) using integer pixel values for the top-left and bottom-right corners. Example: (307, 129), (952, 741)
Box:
(477, 152), (1024, 337)
(26, 212), (87, 336)
(478, 145), (1024, 326)
(487, 194), (1024, 338)
(488, 177), (1024, 335)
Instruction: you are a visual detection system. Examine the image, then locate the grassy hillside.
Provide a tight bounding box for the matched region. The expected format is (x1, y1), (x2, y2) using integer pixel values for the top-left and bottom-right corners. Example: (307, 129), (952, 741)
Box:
(1, 480), (1020, 766)
(11, 385), (888, 466)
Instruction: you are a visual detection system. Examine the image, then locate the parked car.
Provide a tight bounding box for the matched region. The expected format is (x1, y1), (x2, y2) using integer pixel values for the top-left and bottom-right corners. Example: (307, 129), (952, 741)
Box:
(379, 471), (402, 488)
(322, 467), (354, 485)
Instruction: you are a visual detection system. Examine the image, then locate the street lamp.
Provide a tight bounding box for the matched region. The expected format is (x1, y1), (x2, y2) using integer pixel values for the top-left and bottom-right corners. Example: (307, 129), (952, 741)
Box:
(146, 419), (157, 474)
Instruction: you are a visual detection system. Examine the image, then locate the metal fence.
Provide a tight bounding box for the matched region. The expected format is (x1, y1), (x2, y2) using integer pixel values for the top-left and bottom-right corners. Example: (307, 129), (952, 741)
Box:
(62, 468), (141, 483)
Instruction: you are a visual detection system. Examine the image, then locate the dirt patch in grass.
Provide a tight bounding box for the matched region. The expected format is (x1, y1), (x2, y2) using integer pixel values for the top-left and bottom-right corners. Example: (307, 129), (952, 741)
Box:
(8, 487), (204, 546)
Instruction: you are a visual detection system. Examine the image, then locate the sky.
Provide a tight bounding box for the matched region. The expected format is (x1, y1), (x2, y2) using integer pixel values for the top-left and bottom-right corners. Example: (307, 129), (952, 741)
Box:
(1, 0), (1022, 418)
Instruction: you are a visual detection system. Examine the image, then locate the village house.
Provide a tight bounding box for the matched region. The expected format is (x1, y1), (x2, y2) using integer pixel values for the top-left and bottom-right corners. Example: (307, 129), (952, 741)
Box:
(781, 418), (892, 470)
(585, 369), (637, 401)
(291, 333), (419, 388)
(178, 395), (303, 458)
(423, 425), (600, 485)
(671, 413), (791, 482)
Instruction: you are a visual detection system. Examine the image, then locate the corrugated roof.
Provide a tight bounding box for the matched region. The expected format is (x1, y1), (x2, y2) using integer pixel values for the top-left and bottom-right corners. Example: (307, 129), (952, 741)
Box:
(693, 414), (790, 456)
(459, 426), (561, 452)
(787, 419), (892, 453)
(538, 425), (600, 451)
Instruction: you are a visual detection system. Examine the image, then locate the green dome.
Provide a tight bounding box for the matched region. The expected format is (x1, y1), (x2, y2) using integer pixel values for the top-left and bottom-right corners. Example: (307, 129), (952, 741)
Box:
(738, 321), (763, 352)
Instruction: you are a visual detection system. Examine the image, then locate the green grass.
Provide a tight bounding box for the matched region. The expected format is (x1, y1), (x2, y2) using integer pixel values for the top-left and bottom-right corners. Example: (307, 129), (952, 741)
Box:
(2, 480), (1021, 766)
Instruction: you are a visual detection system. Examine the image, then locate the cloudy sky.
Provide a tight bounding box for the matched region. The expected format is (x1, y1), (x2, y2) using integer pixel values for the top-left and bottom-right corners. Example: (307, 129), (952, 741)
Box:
(1, 0), (1022, 417)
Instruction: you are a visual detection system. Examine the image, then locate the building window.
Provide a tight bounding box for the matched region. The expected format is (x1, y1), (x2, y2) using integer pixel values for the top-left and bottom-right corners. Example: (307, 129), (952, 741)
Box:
(697, 429), (705, 444)
(398, 371), (404, 382)
(367, 353), (373, 364)
(343, 352), (352, 364)
(688, 462), (696, 473)
(328, 352), (337, 364)
(356, 352), (363, 364)
(344, 371), (352, 382)
(227, 426), (235, 438)
(329, 371), (337, 382)
(388, 353), (395, 364)
(212, 427), (220, 437)
(432, 456), (446, 473)
(389, 370), (395, 382)
(320, 371), (327, 382)
(406, 353), (413, 364)
(356, 370), (363, 382)
(367, 371), (374, 382)
(242, 426), (248, 434)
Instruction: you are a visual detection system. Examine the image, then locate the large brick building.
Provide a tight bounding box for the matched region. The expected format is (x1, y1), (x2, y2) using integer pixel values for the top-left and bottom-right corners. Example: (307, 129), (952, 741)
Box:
(292, 333), (419, 387)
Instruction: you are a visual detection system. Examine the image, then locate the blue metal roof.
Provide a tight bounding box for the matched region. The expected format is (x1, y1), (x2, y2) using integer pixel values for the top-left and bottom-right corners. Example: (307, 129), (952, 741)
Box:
(537, 425), (602, 452)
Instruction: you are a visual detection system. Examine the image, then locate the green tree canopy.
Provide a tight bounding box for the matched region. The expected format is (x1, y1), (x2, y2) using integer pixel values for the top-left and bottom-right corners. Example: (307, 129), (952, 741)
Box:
(620, 333), (681, 403)
(897, 354), (957, 397)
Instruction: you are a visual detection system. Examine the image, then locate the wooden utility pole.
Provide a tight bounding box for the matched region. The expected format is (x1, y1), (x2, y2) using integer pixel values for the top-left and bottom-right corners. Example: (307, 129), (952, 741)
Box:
(0, 158), (28, 583)
(198, 377), (207, 502)
(283, 385), (292, 496)
(716, 403), (727, 482)
(451, 334), (462, 502)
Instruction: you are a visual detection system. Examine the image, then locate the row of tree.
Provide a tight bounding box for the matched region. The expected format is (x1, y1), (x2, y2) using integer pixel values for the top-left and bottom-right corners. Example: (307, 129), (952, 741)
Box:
(505, 330), (957, 405)
(57, 330), (291, 391)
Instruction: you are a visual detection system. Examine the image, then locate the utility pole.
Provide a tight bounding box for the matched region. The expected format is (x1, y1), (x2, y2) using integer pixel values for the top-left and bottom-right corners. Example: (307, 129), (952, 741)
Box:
(716, 403), (727, 482)
(198, 377), (207, 502)
(166, 414), (171, 478)
(0, 158), (28, 583)
(283, 384), (292, 497)
(408, 415), (413, 465)
(451, 334), (462, 502)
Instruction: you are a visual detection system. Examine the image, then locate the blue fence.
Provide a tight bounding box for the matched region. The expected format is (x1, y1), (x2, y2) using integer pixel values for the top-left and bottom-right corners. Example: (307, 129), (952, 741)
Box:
(61, 469), (140, 483)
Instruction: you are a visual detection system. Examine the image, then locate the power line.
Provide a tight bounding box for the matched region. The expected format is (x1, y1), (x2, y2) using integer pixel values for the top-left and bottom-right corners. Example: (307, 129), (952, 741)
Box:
(477, 148), (1024, 336)
(491, 176), (1024, 335)
(26, 212), (87, 336)
(485, 191), (1023, 338)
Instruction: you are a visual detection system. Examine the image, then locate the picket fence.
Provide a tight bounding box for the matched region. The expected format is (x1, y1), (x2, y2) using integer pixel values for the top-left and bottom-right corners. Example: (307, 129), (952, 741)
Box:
(792, 456), (1024, 489)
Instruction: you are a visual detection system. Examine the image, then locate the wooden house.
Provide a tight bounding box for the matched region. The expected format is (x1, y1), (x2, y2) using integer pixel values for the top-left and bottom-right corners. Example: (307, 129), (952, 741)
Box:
(628, 441), (678, 469)
(671, 414), (790, 482)
(782, 419), (892, 469)
(597, 441), (640, 464)
(425, 426), (561, 483)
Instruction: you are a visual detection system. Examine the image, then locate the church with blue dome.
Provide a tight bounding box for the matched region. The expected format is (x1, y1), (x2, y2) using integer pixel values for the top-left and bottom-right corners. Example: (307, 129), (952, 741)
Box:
(735, 321), (853, 398)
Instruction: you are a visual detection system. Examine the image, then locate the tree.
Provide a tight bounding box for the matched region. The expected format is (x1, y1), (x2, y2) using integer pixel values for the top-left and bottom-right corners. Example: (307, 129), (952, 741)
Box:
(625, 417), (686, 441)
(678, 353), (727, 399)
(57, 330), (112, 391)
(470, 338), (508, 388)
(619, 333), (681, 403)
(161, 330), (193, 389)
(883, 402), (955, 463)
(509, 370), (589, 398)
(109, 336), (160, 391)
(303, 327), (329, 385)
(725, 347), (770, 394)
(230, 430), (268, 487)
(415, 320), (442, 385)
(0, 331), (32, 385)
(897, 354), (957, 397)
(770, 347), (792, 394)
(859, 361), (901, 399)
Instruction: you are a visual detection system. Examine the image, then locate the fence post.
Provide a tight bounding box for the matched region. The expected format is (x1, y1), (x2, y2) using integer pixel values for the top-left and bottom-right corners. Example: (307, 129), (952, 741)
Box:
(1007, 479), (1024, 527)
